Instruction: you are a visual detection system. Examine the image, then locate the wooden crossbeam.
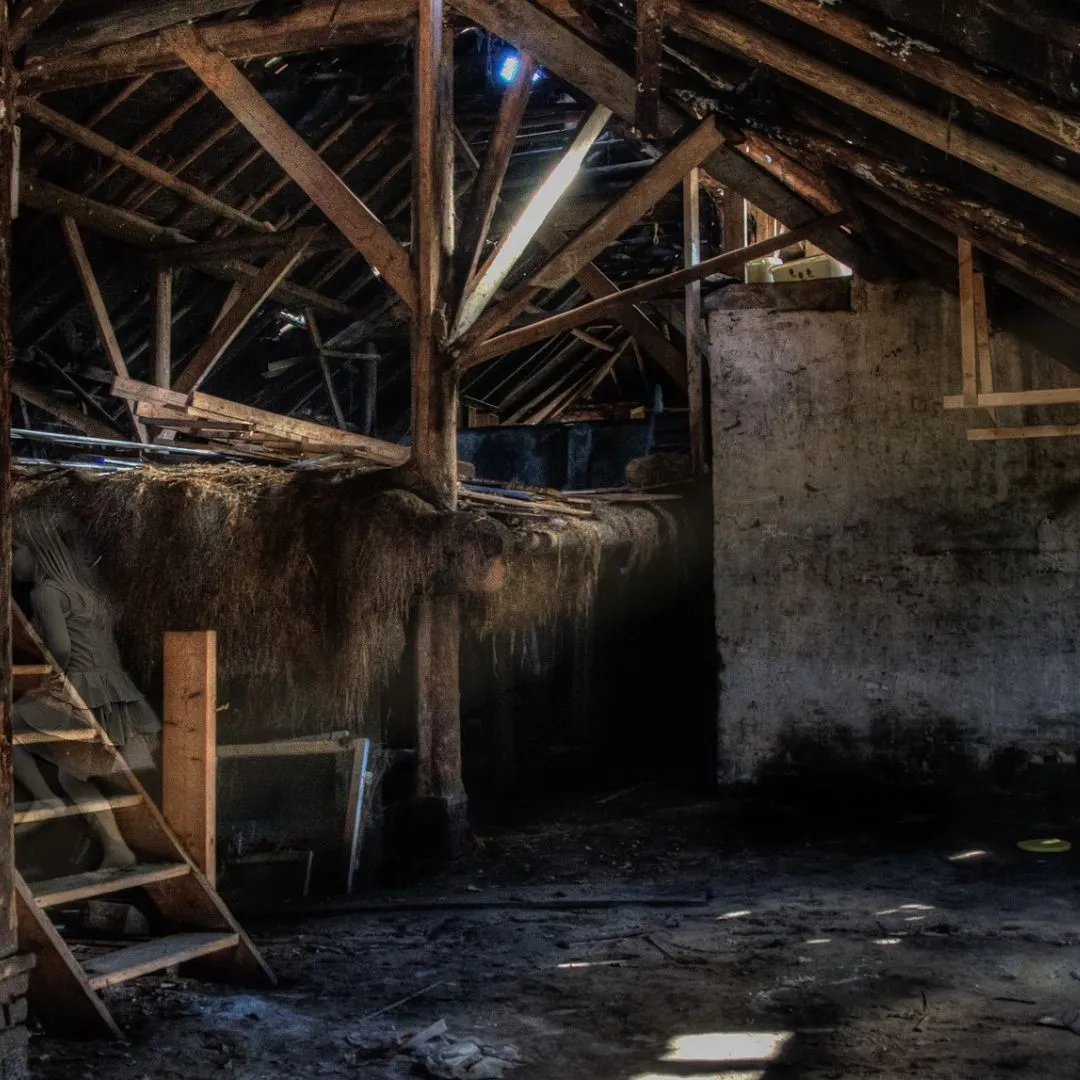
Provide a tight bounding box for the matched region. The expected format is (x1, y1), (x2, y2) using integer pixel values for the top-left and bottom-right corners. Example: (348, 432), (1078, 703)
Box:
(60, 216), (148, 442)
(683, 166), (704, 474)
(456, 51), (535, 296)
(635, 0), (663, 137)
(944, 389), (1080, 409)
(453, 105), (611, 338)
(168, 25), (417, 312)
(11, 376), (121, 440)
(967, 426), (1080, 441)
(752, 0), (1080, 158)
(22, 0), (415, 93)
(666, 0), (1080, 219)
(173, 229), (318, 394)
(20, 99), (276, 233)
(463, 212), (848, 366)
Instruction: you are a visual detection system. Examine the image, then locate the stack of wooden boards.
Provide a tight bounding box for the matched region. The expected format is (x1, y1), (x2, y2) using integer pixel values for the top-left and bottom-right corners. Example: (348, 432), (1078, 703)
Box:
(112, 376), (408, 465)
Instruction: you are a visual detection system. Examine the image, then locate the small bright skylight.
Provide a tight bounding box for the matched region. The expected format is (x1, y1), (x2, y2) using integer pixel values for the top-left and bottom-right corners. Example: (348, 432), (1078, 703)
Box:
(497, 52), (542, 84)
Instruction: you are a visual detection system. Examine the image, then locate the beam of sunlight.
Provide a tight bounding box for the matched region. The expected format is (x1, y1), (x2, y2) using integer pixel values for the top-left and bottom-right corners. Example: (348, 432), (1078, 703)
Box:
(804, 938), (832, 945)
(715, 910), (752, 921)
(948, 849), (989, 861)
(632, 1072), (764, 1080)
(660, 1031), (792, 1063)
(873, 937), (902, 945)
(876, 903), (935, 915)
(557, 960), (625, 970)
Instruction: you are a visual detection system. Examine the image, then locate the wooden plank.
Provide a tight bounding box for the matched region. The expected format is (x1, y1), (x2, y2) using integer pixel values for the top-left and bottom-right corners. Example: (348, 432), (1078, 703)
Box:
(453, 0), (878, 278)
(528, 117), (724, 292)
(13, 728), (97, 746)
(665, 0), (1080, 219)
(972, 267), (996, 424)
(15, 877), (119, 1039)
(34, 0), (252, 56)
(305, 309), (347, 429)
(85, 931), (239, 990)
(635, 0), (664, 138)
(967, 425), (1080, 441)
(411, 0), (459, 507)
(343, 738), (371, 894)
(31, 863), (191, 908)
(683, 167), (704, 475)
(464, 212), (848, 365)
(153, 266), (172, 389)
(61, 215), (148, 443)
(168, 25), (417, 312)
(14, 794), (142, 826)
(10, 0), (66, 50)
(11, 375), (119, 439)
(944, 389), (1080, 409)
(21, 99), (275, 233)
(415, 593), (464, 799)
(218, 739), (354, 759)
(163, 631), (217, 886)
(752, 0), (1080, 157)
(957, 237), (978, 406)
(12, 663), (52, 691)
(456, 51), (535, 295)
(722, 188), (746, 251)
(173, 230), (317, 394)
(453, 105), (612, 338)
(23, 0), (415, 93)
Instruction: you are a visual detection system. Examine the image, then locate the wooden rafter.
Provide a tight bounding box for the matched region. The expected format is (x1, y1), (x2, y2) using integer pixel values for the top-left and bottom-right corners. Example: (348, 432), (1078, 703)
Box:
(456, 51), (535, 296)
(453, 105), (612, 338)
(452, 0), (878, 277)
(752, 0), (1080, 157)
(60, 216), (147, 442)
(10, 0), (66, 50)
(666, 0), (1080, 219)
(12, 375), (121, 440)
(19, 99), (275, 233)
(463, 213), (849, 366)
(173, 228), (319, 394)
(683, 166), (704, 474)
(304, 309), (347, 429)
(634, 0), (663, 138)
(19, 174), (357, 318)
(22, 0), (416, 93)
(168, 24), (417, 312)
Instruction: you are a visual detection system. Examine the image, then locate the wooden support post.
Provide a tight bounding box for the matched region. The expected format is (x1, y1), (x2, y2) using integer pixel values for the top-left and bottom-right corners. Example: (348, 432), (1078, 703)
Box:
(411, 0), (459, 507)
(722, 188), (746, 251)
(61, 215), (148, 442)
(163, 631), (217, 886)
(153, 266), (172, 388)
(359, 343), (378, 436)
(683, 167), (705, 474)
(414, 593), (465, 803)
(635, 0), (663, 138)
(957, 237), (978, 406)
(305, 309), (347, 429)
(972, 268), (996, 425)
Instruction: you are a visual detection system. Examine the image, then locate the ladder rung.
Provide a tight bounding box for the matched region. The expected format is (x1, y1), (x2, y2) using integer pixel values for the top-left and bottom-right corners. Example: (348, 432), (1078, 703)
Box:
(84, 931), (241, 991)
(13, 664), (53, 691)
(13, 728), (98, 747)
(14, 794), (143, 826)
(30, 863), (191, 908)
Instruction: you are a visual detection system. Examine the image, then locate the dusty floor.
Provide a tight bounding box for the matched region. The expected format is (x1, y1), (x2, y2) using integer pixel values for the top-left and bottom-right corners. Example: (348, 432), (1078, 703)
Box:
(27, 788), (1080, 1079)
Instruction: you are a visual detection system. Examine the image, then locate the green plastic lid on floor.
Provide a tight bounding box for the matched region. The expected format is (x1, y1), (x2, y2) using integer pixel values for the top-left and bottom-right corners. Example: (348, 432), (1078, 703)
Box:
(1017, 838), (1072, 853)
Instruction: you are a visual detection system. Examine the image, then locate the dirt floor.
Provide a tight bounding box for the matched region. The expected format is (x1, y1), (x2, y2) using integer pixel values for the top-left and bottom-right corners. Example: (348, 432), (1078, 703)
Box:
(26, 787), (1080, 1079)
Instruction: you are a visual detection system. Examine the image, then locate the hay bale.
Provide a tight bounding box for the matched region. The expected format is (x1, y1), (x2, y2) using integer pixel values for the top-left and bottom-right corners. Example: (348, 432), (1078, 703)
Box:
(625, 452), (692, 489)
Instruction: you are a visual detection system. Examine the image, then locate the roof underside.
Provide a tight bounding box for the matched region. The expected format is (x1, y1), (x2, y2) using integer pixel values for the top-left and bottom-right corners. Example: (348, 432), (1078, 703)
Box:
(10, 0), (1080, 449)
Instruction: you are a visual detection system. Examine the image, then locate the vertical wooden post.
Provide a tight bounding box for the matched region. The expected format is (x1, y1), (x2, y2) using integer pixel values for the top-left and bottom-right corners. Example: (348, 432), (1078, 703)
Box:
(957, 237), (978, 406)
(411, 0), (458, 509)
(0, 0), (19, 965)
(721, 189), (747, 252)
(683, 167), (705, 475)
(153, 266), (172, 388)
(163, 631), (217, 885)
(635, 0), (664, 138)
(414, 594), (463, 803)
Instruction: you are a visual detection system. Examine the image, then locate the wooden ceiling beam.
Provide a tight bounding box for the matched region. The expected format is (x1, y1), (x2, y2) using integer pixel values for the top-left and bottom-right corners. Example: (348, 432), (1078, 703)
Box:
(456, 51), (535, 299)
(12, 375), (121, 440)
(20, 98), (276, 233)
(20, 174), (358, 317)
(666, 0), (1080, 219)
(168, 24), (417, 312)
(753, 0), (1080, 157)
(462, 212), (848, 366)
(635, 0), (663, 138)
(60, 215), (148, 442)
(173, 228), (319, 394)
(21, 0), (416, 93)
(451, 0), (879, 277)
(10, 0), (66, 51)
(31, 0), (253, 57)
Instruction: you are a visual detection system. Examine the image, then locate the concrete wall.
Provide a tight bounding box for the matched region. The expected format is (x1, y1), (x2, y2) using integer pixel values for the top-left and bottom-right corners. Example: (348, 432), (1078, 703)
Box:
(711, 279), (1080, 784)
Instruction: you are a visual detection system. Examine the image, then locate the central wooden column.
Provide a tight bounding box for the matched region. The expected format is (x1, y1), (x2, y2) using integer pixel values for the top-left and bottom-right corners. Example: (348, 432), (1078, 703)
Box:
(407, 0), (468, 858)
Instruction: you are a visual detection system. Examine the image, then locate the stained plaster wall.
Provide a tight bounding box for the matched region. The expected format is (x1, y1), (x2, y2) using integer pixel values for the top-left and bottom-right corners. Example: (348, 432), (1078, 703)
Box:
(711, 279), (1080, 784)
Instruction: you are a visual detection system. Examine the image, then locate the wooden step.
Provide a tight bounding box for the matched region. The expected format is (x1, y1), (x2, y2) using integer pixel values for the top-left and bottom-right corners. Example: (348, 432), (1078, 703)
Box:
(30, 863), (191, 908)
(83, 932), (241, 991)
(13, 664), (54, 691)
(14, 794), (143, 826)
(14, 728), (98, 747)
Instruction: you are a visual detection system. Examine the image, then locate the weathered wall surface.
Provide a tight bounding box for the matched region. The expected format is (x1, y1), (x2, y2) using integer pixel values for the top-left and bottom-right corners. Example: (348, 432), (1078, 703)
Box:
(711, 279), (1080, 784)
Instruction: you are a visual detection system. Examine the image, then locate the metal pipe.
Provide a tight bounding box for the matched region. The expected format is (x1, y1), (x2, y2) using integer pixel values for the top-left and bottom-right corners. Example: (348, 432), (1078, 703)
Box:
(11, 428), (241, 461)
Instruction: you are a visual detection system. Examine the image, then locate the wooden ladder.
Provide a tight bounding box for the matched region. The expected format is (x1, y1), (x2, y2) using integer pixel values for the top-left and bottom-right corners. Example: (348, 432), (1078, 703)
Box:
(11, 606), (274, 1038)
